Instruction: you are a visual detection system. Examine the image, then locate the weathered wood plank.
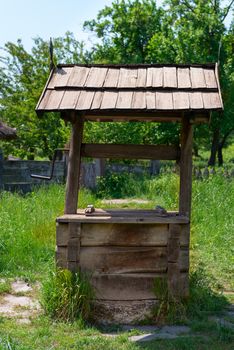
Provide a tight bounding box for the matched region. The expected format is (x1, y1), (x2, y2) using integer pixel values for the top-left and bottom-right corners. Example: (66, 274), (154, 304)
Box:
(101, 91), (118, 109)
(76, 91), (95, 110)
(146, 67), (154, 87)
(57, 214), (189, 224)
(168, 263), (188, 298)
(131, 91), (146, 109)
(91, 273), (188, 300)
(103, 68), (120, 87)
(67, 66), (90, 87)
(116, 91), (133, 109)
(64, 115), (84, 214)
(136, 68), (147, 87)
(85, 67), (108, 88)
(152, 68), (163, 87)
(56, 246), (67, 269)
(167, 224), (181, 263)
(156, 92), (173, 110)
(203, 68), (217, 89)
(179, 117), (193, 218)
(180, 224), (190, 247)
(202, 92), (222, 109)
(81, 144), (180, 160)
(163, 67), (177, 88)
(80, 246), (168, 274)
(41, 90), (65, 110)
(59, 90), (80, 109)
(48, 67), (72, 88)
(173, 92), (190, 110)
(118, 68), (138, 87)
(91, 91), (103, 110)
(189, 92), (203, 109)
(146, 91), (156, 109)
(177, 68), (191, 88)
(190, 67), (206, 88)
(81, 223), (168, 246)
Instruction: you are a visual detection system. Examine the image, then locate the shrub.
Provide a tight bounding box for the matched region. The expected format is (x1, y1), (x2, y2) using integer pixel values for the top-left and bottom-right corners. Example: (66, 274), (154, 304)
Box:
(41, 269), (95, 322)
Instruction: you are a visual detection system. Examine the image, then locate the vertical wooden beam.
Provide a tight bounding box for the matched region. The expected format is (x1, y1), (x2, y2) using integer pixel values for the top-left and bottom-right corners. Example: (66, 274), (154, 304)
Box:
(65, 113), (84, 214)
(179, 116), (193, 218)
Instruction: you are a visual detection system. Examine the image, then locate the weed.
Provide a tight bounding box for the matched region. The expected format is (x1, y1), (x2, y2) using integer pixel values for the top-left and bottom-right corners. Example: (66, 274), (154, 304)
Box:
(41, 268), (95, 322)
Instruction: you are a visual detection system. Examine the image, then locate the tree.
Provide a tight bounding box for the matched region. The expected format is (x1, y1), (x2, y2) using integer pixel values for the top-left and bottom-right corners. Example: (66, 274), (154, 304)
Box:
(84, 0), (234, 164)
(0, 32), (89, 159)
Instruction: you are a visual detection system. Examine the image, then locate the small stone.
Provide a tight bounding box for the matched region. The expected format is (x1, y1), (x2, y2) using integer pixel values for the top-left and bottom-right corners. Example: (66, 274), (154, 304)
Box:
(11, 280), (32, 294)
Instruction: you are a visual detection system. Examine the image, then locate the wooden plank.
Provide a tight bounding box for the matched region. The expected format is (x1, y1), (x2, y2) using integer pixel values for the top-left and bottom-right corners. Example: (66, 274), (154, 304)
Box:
(189, 92), (203, 109)
(116, 91), (133, 109)
(37, 90), (52, 110)
(76, 91), (95, 110)
(146, 67), (154, 87)
(203, 68), (217, 89)
(57, 214), (190, 224)
(47, 67), (72, 88)
(167, 224), (181, 263)
(180, 248), (189, 272)
(101, 91), (118, 109)
(39, 90), (64, 110)
(80, 246), (168, 274)
(190, 67), (206, 88)
(118, 68), (138, 87)
(81, 144), (180, 160)
(202, 92), (222, 109)
(136, 68), (147, 87)
(156, 92), (173, 109)
(64, 115), (84, 214)
(168, 263), (188, 298)
(91, 91), (103, 110)
(177, 68), (191, 88)
(85, 67), (108, 87)
(146, 92), (156, 109)
(81, 209), (175, 217)
(152, 68), (163, 87)
(163, 67), (177, 88)
(132, 91), (146, 109)
(81, 223), (169, 247)
(103, 68), (120, 87)
(67, 66), (90, 87)
(56, 222), (69, 246)
(91, 273), (188, 300)
(173, 92), (190, 110)
(179, 116), (193, 218)
(56, 246), (67, 269)
(59, 90), (80, 109)
(67, 223), (81, 265)
(180, 224), (190, 247)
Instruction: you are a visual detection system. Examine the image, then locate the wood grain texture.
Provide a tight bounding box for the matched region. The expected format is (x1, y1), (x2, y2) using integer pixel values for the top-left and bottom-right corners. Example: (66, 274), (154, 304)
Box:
(173, 92), (190, 110)
(136, 68), (147, 87)
(146, 91), (156, 109)
(156, 92), (173, 110)
(64, 115), (84, 214)
(103, 68), (120, 87)
(203, 68), (217, 89)
(168, 224), (181, 263)
(202, 92), (222, 109)
(76, 91), (95, 110)
(116, 91), (133, 109)
(39, 90), (64, 110)
(189, 92), (203, 109)
(179, 117), (193, 218)
(47, 67), (72, 88)
(177, 68), (191, 88)
(81, 143), (180, 160)
(59, 90), (80, 109)
(91, 91), (103, 109)
(85, 67), (108, 88)
(190, 67), (206, 88)
(132, 91), (146, 109)
(91, 273), (188, 300)
(101, 91), (118, 109)
(163, 67), (177, 88)
(67, 66), (90, 87)
(81, 223), (168, 247)
(118, 68), (138, 87)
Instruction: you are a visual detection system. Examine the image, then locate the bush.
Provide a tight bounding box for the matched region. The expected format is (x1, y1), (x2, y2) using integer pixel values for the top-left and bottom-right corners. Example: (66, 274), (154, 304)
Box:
(41, 269), (95, 322)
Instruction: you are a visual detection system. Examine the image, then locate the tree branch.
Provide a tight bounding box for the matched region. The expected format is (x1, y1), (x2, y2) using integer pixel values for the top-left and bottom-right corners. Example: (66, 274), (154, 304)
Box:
(221, 0), (234, 22)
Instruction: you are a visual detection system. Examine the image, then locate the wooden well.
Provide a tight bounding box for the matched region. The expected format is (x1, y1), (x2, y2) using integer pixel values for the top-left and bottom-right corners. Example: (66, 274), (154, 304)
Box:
(36, 63), (223, 323)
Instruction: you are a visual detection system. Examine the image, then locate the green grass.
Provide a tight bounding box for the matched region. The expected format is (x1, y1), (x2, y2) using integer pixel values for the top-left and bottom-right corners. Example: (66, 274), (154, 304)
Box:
(0, 175), (233, 349)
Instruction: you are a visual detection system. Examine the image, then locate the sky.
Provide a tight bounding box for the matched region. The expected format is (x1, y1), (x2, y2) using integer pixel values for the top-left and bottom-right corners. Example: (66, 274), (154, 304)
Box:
(0, 0), (232, 52)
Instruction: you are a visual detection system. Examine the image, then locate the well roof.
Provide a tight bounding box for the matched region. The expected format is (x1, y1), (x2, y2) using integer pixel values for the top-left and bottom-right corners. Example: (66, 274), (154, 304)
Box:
(36, 63), (223, 115)
(0, 121), (17, 140)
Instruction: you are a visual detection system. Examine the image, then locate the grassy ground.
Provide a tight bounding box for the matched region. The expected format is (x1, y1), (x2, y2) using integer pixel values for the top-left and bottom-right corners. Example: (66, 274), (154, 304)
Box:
(0, 174), (233, 349)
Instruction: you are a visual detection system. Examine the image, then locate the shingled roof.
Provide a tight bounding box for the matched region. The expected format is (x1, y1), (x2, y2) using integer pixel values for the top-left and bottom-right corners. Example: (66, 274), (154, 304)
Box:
(36, 63), (223, 115)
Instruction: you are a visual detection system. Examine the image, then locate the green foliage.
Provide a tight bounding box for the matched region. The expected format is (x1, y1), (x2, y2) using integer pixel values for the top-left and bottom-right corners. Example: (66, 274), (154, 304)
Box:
(41, 269), (95, 322)
(152, 267), (228, 324)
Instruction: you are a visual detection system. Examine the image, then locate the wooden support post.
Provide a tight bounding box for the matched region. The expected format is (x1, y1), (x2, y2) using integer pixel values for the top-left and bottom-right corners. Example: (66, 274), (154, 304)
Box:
(179, 116), (193, 218)
(65, 113), (84, 214)
(167, 224), (181, 298)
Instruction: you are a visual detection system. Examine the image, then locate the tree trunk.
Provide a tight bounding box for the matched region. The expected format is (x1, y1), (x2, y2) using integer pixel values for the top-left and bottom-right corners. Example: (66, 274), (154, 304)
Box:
(217, 129), (234, 166)
(208, 128), (220, 166)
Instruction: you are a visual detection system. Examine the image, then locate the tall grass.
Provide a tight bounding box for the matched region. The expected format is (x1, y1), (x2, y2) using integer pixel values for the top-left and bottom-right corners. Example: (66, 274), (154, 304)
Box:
(0, 175), (233, 290)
